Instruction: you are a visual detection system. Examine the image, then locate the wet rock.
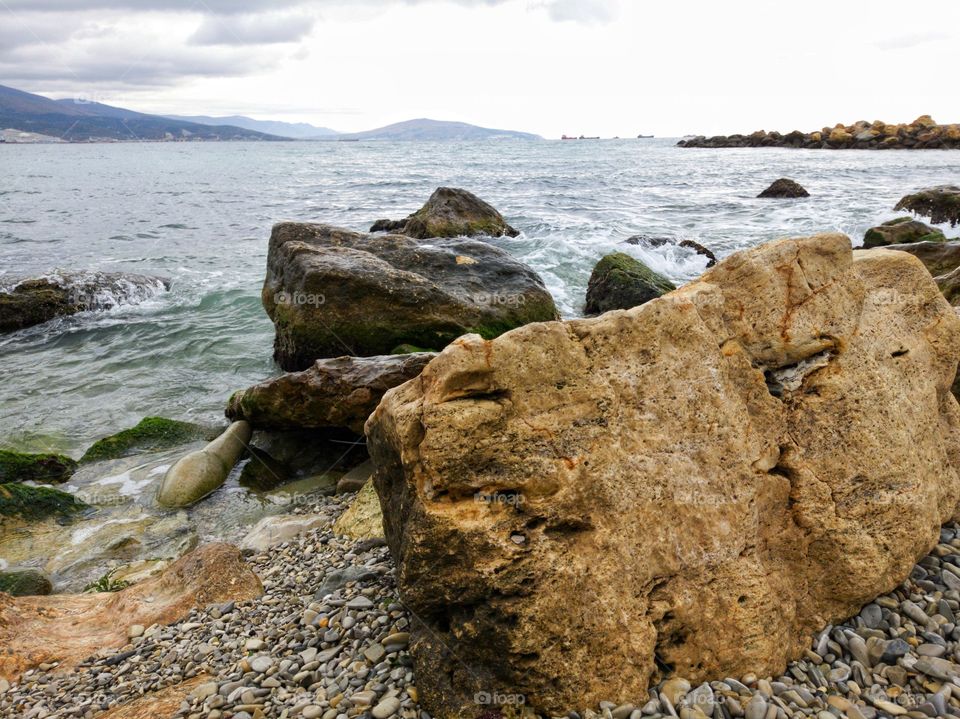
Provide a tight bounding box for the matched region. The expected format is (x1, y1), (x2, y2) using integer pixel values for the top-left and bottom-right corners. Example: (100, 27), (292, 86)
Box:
(584, 252), (676, 314)
(862, 217), (947, 248)
(895, 186), (960, 227)
(370, 187), (519, 239)
(758, 178), (809, 198)
(81, 417), (221, 464)
(0, 482), (86, 521)
(157, 421), (252, 507)
(227, 353), (436, 434)
(0, 449), (76, 484)
(263, 223), (559, 370)
(367, 233), (960, 716)
(881, 240), (960, 278)
(337, 459), (375, 493)
(624, 236), (717, 268)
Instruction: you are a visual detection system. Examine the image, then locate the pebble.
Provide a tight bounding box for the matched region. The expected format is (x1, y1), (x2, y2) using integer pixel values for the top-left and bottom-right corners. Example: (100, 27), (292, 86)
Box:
(371, 696), (401, 719)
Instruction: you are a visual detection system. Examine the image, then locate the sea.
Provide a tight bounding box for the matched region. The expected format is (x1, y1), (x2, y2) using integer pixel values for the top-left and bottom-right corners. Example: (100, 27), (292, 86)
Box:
(2, 138), (959, 455)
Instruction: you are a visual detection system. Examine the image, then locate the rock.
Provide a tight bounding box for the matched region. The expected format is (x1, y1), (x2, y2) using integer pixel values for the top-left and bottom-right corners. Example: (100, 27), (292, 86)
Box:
(371, 696), (401, 719)
(895, 186), (960, 227)
(881, 240), (960, 278)
(226, 353), (436, 434)
(584, 252), (676, 315)
(0, 482), (86, 521)
(660, 677), (690, 706)
(0, 543), (262, 681)
(758, 178), (810, 198)
(237, 445), (292, 491)
(0, 449), (76, 484)
(936, 265), (960, 306)
(157, 421), (252, 507)
(366, 233), (960, 717)
(313, 565), (379, 600)
(94, 676), (214, 719)
(332, 481), (384, 541)
(240, 514), (330, 552)
(369, 187), (519, 239)
(0, 569), (52, 596)
(81, 417), (221, 464)
(679, 240), (718, 268)
(337, 459), (375, 493)
(624, 236), (717, 268)
(263, 223), (559, 370)
(0, 271), (169, 334)
(862, 217), (947, 248)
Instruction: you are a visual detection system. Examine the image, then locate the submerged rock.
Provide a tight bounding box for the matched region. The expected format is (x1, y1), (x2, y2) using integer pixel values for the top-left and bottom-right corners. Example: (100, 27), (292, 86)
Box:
(584, 252), (676, 315)
(862, 217), (947, 248)
(81, 417), (221, 464)
(758, 178), (809, 198)
(262, 223), (558, 370)
(367, 233), (960, 716)
(227, 353), (436, 434)
(895, 186), (960, 227)
(0, 449), (76, 484)
(0, 483), (86, 521)
(0, 543), (262, 682)
(0, 569), (52, 597)
(369, 187), (519, 239)
(157, 421), (251, 507)
(0, 271), (169, 333)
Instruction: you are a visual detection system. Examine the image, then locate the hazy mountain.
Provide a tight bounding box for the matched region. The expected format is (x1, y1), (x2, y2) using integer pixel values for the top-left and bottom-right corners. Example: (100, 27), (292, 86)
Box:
(333, 118), (542, 141)
(0, 84), (286, 142)
(167, 115), (338, 139)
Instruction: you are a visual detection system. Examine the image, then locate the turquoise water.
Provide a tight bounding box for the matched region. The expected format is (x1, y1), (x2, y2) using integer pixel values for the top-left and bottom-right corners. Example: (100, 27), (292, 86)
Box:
(2, 139), (959, 454)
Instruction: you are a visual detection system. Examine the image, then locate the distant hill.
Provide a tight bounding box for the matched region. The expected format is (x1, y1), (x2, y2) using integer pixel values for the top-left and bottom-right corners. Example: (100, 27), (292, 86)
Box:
(167, 115), (338, 139)
(333, 118), (542, 141)
(0, 84), (286, 142)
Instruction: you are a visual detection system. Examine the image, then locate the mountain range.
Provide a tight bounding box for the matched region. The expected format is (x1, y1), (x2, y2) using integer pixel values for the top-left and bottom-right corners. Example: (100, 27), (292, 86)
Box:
(0, 83), (542, 142)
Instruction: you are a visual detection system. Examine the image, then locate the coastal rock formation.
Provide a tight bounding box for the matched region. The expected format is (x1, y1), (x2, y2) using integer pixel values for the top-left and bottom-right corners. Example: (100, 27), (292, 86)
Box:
(758, 178), (809, 198)
(584, 252), (675, 314)
(863, 217), (947, 248)
(0, 449), (76, 483)
(881, 241), (960, 278)
(227, 353), (436, 435)
(0, 271), (170, 333)
(0, 543), (262, 682)
(895, 186), (960, 227)
(369, 187), (519, 239)
(81, 416), (221, 463)
(625, 235), (717, 267)
(366, 233), (960, 717)
(263, 223), (559, 370)
(157, 421), (251, 507)
(678, 117), (960, 150)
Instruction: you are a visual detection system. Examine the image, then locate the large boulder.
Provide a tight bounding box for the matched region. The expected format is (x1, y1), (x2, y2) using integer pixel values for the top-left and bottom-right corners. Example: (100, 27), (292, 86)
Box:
(263, 223), (559, 370)
(758, 178), (809, 198)
(0, 543), (261, 682)
(227, 353), (436, 434)
(0, 272), (169, 333)
(862, 217), (947, 248)
(895, 186), (960, 227)
(370, 187), (519, 239)
(366, 234), (960, 717)
(584, 252), (676, 315)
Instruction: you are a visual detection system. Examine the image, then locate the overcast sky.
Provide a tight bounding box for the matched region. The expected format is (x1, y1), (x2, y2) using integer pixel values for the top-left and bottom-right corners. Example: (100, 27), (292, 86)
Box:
(1, 0), (957, 138)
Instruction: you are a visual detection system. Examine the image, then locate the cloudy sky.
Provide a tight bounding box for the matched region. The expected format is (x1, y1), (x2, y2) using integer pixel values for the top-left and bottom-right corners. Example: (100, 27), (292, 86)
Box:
(1, 0), (957, 137)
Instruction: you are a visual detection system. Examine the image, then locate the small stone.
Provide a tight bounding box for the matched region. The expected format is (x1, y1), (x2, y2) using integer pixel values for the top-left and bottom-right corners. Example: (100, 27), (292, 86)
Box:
(383, 632), (410, 651)
(660, 678), (691, 707)
(193, 682), (218, 701)
(302, 707), (324, 719)
(685, 684), (714, 715)
(127, 624), (145, 639)
(745, 695), (767, 719)
(245, 638), (266, 651)
(250, 655), (274, 674)
(372, 697), (401, 719)
(346, 596), (374, 610)
(363, 644), (386, 664)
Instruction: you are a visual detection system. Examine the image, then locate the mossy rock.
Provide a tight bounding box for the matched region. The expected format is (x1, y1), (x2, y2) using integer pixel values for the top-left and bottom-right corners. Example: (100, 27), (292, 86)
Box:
(863, 217), (947, 248)
(81, 417), (222, 463)
(0, 482), (87, 520)
(0, 449), (77, 483)
(895, 186), (960, 227)
(0, 569), (53, 596)
(584, 252), (676, 315)
(0, 279), (77, 333)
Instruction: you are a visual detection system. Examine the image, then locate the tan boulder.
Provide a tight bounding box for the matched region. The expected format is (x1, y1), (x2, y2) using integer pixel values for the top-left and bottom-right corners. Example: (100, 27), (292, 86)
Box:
(0, 543), (262, 682)
(828, 128), (853, 144)
(157, 420), (251, 507)
(333, 481), (384, 541)
(367, 234), (960, 717)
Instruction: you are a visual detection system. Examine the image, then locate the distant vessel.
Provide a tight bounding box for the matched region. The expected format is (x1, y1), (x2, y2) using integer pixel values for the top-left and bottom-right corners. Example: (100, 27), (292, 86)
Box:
(562, 134), (600, 140)
(338, 138), (360, 142)
(637, 134), (654, 138)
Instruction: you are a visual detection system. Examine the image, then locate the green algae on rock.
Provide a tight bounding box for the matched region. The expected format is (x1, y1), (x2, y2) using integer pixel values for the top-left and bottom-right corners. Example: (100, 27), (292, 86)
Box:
(369, 187), (519, 239)
(895, 186), (960, 228)
(0, 569), (53, 596)
(0, 449), (77, 484)
(584, 252), (676, 315)
(863, 217), (947, 248)
(80, 417), (221, 463)
(0, 482), (87, 521)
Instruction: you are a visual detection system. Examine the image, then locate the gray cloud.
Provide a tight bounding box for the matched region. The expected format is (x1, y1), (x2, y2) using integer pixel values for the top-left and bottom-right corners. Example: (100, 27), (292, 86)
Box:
(541, 0), (618, 23)
(188, 11), (316, 45)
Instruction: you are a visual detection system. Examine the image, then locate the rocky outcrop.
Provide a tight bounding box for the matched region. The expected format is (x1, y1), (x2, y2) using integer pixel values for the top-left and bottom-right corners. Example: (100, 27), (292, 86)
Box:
(157, 421), (251, 507)
(584, 252), (675, 315)
(0, 272), (169, 333)
(679, 117), (960, 150)
(366, 234), (960, 717)
(881, 241), (960, 278)
(369, 187), (519, 239)
(895, 186), (960, 227)
(758, 178), (809, 198)
(625, 235), (717, 267)
(863, 217), (947, 248)
(0, 543), (262, 682)
(227, 353), (436, 434)
(81, 417), (221, 463)
(263, 223), (559, 370)
(0, 449), (76, 483)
